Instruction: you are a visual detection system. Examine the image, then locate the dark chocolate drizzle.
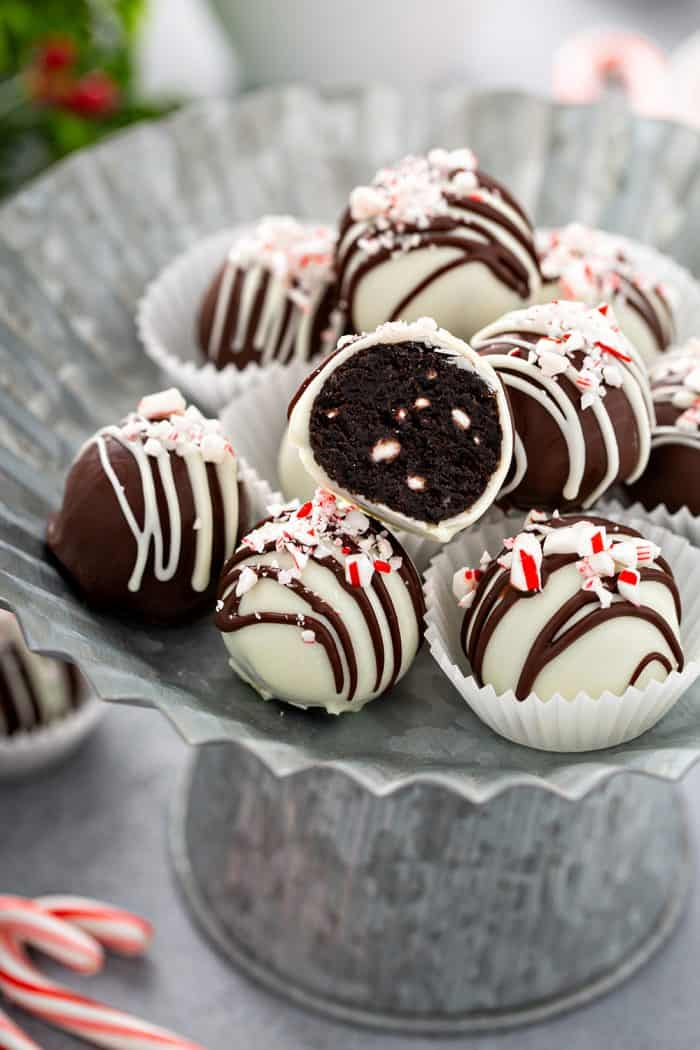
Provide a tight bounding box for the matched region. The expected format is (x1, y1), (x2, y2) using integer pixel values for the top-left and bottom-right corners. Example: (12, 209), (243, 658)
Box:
(461, 516), (683, 700)
(216, 526), (424, 702)
(629, 651), (674, 687)
(336, 169), (539, 331)
(217, 564), (356, 697)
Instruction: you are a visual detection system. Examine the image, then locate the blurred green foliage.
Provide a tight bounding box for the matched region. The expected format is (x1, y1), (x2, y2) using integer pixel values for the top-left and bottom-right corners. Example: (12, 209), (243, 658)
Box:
(0, 1), (173, 197)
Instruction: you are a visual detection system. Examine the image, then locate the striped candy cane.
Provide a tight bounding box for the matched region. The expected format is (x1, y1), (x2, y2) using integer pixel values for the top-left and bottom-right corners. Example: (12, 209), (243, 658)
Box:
(0, 898), (102, 974)
(0, 1007), (41, 1050)
(0, 899), (203, 1050)
(37, 898), (152, 958)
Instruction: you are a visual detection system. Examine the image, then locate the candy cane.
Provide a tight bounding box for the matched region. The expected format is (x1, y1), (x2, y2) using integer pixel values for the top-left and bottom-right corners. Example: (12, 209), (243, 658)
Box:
(0, 902), (203, 1050)
(0, 1007), (42, 1050)
(0, 898), (102, 975)
(36, 898), (152, 958)
(0, 933), (203, 1050)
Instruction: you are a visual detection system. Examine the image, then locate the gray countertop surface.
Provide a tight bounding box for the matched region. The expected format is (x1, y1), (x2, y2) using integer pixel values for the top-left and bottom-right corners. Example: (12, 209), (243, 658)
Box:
(4, 2), (700, 1047)
(0, 704), (698, 1050)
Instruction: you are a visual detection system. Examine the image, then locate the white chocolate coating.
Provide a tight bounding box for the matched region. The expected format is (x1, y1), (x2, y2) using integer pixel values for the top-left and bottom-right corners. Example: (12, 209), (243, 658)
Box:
(0, 612), (83, 735)
(472, 301), (654, 508)
(278, 425), (316, 503)
(458, 514), (682, 701)
(337, 150), (541, 341)
(287, 317), (514, 542)
(536, 224), (676, 365)
(216, 492), (424, 714)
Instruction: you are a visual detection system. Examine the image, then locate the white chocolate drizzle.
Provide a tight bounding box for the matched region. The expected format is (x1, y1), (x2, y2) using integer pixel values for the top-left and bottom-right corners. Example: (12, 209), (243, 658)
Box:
(81, 390), (239, 594)
(206, 216), (339, 367)
(648, 338), (700, 450)
(537, 223), (676, 350)
(472, 301), (654, 506)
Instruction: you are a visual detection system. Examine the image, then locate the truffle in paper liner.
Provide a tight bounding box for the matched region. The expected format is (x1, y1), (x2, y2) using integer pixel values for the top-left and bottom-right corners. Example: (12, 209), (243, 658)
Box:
(137, 228), (269, 415)
(536, 227), (700, 350)
(220, 360), (476, 571)
(424, 513), (700, 752)
(0, 690), (104, 781)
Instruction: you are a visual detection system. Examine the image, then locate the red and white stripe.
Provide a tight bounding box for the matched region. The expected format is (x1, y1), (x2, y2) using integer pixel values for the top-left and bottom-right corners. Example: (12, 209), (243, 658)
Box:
(0, 934), (202, 1050)
(0, 1007), (41, 1050)
(0, 898), (102, 975)
(510, 533), (543, 593)
(36, 898), (152, 958)
(0, 897), (201, 1050)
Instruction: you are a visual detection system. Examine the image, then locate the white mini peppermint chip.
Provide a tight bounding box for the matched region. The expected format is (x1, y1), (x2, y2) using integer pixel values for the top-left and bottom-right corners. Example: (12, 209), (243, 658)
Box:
(301, 629), (316, 645)
(371, 438), (401, 463)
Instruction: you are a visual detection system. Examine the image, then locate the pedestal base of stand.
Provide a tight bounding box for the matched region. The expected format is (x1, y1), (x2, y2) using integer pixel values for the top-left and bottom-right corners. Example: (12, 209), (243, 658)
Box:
(171, 744), (690, 1034)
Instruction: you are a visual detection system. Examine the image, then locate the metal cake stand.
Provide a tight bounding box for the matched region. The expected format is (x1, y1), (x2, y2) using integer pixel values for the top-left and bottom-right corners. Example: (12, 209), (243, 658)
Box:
(169, 737), (690, 1033)
(2, 87), (700, 1033)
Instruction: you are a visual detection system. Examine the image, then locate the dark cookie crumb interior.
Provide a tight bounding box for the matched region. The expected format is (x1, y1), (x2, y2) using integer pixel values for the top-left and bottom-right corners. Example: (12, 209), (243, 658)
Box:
(309, 341), (503, 523)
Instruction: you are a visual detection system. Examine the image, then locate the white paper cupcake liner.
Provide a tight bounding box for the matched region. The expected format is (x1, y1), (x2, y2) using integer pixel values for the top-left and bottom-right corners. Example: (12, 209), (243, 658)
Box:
(137, 226), (274, 415)
(424, 511), (700, 753)
(237, 453), (283, 527)
(603, 496), (700, 550)
(221, 360), (510, 571)
(0, 693), (105, 781)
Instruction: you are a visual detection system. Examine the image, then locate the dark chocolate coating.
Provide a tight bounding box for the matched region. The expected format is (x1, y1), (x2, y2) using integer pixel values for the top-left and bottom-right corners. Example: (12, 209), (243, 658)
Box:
(307, 341), (504, 524)
(628, 401), (700, 515)
(47, 439), (246, 625)
(198, 261), (337, 371)
(479, 337), (644, 511)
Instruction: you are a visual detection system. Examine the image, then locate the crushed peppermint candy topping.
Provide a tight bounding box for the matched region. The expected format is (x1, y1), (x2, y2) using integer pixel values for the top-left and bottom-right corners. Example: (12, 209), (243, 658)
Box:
(228, 216), (336, 307)
(235, 565), (258, 598)
(239, 489), (403, 590)
(495, 300), (637, 411)
(649, 338), (700, 433)
(537, 223), (675, 309)
(349, 148), (490, 255)
(117, 390), (235, 463)
(138, 389), (186, 420)
(455, 512), (662, 612)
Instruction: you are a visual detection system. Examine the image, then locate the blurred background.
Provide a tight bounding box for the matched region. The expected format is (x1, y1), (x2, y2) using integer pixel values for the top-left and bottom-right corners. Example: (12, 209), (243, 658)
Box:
(3, 0), (700, 198)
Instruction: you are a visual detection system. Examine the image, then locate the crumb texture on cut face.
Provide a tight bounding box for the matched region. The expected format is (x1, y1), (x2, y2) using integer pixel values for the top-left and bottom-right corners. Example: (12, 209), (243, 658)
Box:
(308, 341), (503, 523)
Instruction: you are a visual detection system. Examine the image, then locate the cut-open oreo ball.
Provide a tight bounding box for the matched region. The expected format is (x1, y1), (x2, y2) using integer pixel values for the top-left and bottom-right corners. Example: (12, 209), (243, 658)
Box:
(287, 318), (513, 541)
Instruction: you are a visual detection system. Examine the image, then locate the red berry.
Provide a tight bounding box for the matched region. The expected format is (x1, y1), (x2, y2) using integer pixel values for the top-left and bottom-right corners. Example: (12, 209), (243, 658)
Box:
(64, 71), (119, 118)
(36, 36), (77, 73)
